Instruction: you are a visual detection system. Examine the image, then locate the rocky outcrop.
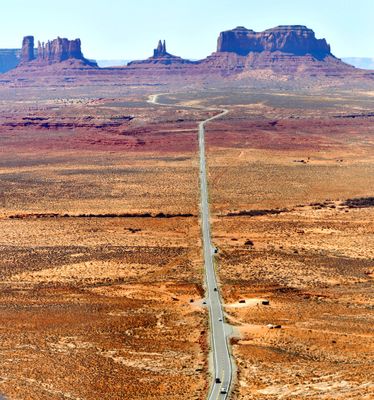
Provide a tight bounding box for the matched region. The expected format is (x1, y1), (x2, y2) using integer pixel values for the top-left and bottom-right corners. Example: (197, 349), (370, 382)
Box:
(21, 36), (35, 63)
(125, 25), (354, 77)
(198, 25), (355, 76)
(153, 40), (167, 57)
(128, 40), (195, 66)
(4, 26), (369, 84)
(217, 25), (331, 59)
(19, 36), (97, 67)
(37, 38), (84, 63)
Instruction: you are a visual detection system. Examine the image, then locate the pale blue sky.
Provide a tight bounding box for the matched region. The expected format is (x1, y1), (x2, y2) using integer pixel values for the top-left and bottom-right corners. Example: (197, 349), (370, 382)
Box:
(0, 0), (373, 59)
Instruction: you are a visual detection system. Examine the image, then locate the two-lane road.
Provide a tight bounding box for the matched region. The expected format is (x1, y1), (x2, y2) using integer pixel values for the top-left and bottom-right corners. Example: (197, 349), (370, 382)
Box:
(148, 94), (233, 399)
(199, 111), (233, 400)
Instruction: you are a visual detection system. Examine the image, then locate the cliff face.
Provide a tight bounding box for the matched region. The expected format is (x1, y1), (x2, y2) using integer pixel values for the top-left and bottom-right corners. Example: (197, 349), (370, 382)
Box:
(37, 38), (85, 63)
(217, 26), (331, 59)
(21, 36), (35, 63)
(5, 25), (366, 82)
(19, 36), (97, 67)
(197, 25), (355, 76)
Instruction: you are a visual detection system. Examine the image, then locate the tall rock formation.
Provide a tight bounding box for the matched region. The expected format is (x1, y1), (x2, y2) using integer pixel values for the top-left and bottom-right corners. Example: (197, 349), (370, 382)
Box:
(128, 40), (194, 66)
(20, 36), (35, 63)
(153, 40), (167, 57)
(19, 36), (97, 67)
(217, 26), (331, 59)
(201, 25), (353, 75)
(37, 38), (83, 63)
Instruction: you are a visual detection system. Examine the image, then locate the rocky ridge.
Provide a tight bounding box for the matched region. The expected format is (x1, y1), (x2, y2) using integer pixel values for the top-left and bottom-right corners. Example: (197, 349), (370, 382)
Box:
(19, 36), (97, 67)
(3, 26), (373, 83)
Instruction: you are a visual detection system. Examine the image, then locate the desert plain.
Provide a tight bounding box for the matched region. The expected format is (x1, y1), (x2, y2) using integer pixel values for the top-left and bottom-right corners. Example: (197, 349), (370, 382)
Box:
(0, 80), (373, 400)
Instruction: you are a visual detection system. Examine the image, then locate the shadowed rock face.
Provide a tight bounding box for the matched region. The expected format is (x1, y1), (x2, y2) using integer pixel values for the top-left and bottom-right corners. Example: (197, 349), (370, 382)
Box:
(217, 25), (331, 59)
(153, 40), (167, 57)
(37, 37), (85, 63)
(21, 36), (35, 63)
(19, 36), (97, 67)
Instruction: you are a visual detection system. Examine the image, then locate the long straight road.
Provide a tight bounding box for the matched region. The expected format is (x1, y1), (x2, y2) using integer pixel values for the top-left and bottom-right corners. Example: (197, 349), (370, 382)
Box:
(148, 94), (233, 399)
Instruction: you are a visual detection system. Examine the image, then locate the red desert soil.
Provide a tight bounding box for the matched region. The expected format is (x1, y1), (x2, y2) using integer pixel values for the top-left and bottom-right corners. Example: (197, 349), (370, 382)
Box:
(0, 88), (210, 399)
(0, 217), (208, 400)
(0, 82), (373, 399)
(204, 100), (374, 399)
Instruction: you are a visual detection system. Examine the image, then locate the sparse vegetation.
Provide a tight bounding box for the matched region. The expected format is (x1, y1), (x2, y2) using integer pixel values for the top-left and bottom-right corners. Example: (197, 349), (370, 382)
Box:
(0, 81), (373, 400)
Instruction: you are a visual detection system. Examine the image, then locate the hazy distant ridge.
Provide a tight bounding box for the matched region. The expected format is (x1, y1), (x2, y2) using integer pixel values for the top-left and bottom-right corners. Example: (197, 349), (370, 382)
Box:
(342, 57), (374, 70)
(96, 60), (130, 67)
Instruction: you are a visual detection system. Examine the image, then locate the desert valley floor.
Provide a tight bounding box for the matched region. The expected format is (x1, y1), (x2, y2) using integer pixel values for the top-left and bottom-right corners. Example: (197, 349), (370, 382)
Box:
(0, 81), (373, 399)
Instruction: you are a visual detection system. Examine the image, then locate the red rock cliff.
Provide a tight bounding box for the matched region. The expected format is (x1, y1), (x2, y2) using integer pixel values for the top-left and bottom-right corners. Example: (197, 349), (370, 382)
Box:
(20, 36), (35, 63)
(20, 36), (97, 67)
(217, 25), (331, 59)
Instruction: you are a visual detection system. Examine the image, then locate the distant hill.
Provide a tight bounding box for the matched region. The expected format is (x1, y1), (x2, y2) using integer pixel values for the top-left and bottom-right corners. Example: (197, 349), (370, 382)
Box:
(342, 58), (374, 70)
(96, 60), (130, 67)
(0, 49), (21, 73)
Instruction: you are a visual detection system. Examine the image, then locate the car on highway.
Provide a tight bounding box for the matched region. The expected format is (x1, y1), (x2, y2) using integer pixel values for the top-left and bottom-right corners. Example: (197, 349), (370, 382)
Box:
(215, 377), (221, 384)
(220, 387), (227, 394)
(218, 317), (222, 321)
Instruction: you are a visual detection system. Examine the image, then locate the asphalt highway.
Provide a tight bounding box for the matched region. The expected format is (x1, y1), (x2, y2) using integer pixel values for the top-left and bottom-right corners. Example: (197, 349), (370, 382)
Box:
(148, 94), (233, 399)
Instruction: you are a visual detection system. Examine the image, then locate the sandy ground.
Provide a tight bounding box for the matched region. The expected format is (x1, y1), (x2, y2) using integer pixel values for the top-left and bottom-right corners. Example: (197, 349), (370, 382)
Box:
(0, 89), (209, 399)
(0, 83), (373, 399)
(204, 95), (374, 399)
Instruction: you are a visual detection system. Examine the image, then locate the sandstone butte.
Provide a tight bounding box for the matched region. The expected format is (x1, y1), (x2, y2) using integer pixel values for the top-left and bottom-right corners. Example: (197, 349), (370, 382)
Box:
(199, 25), (356, 75)
(5, 25), (374, 80)
(19, 35), (97, 67)
(217, 25), (331, 57)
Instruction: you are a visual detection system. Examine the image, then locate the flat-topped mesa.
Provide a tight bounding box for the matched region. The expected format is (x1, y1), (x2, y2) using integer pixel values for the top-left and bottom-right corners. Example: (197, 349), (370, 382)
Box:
(19, 36), (97, 67)
(128, 40), (195, 66)
(217, 25), (331, 59)
(200, 24), (356, 76)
